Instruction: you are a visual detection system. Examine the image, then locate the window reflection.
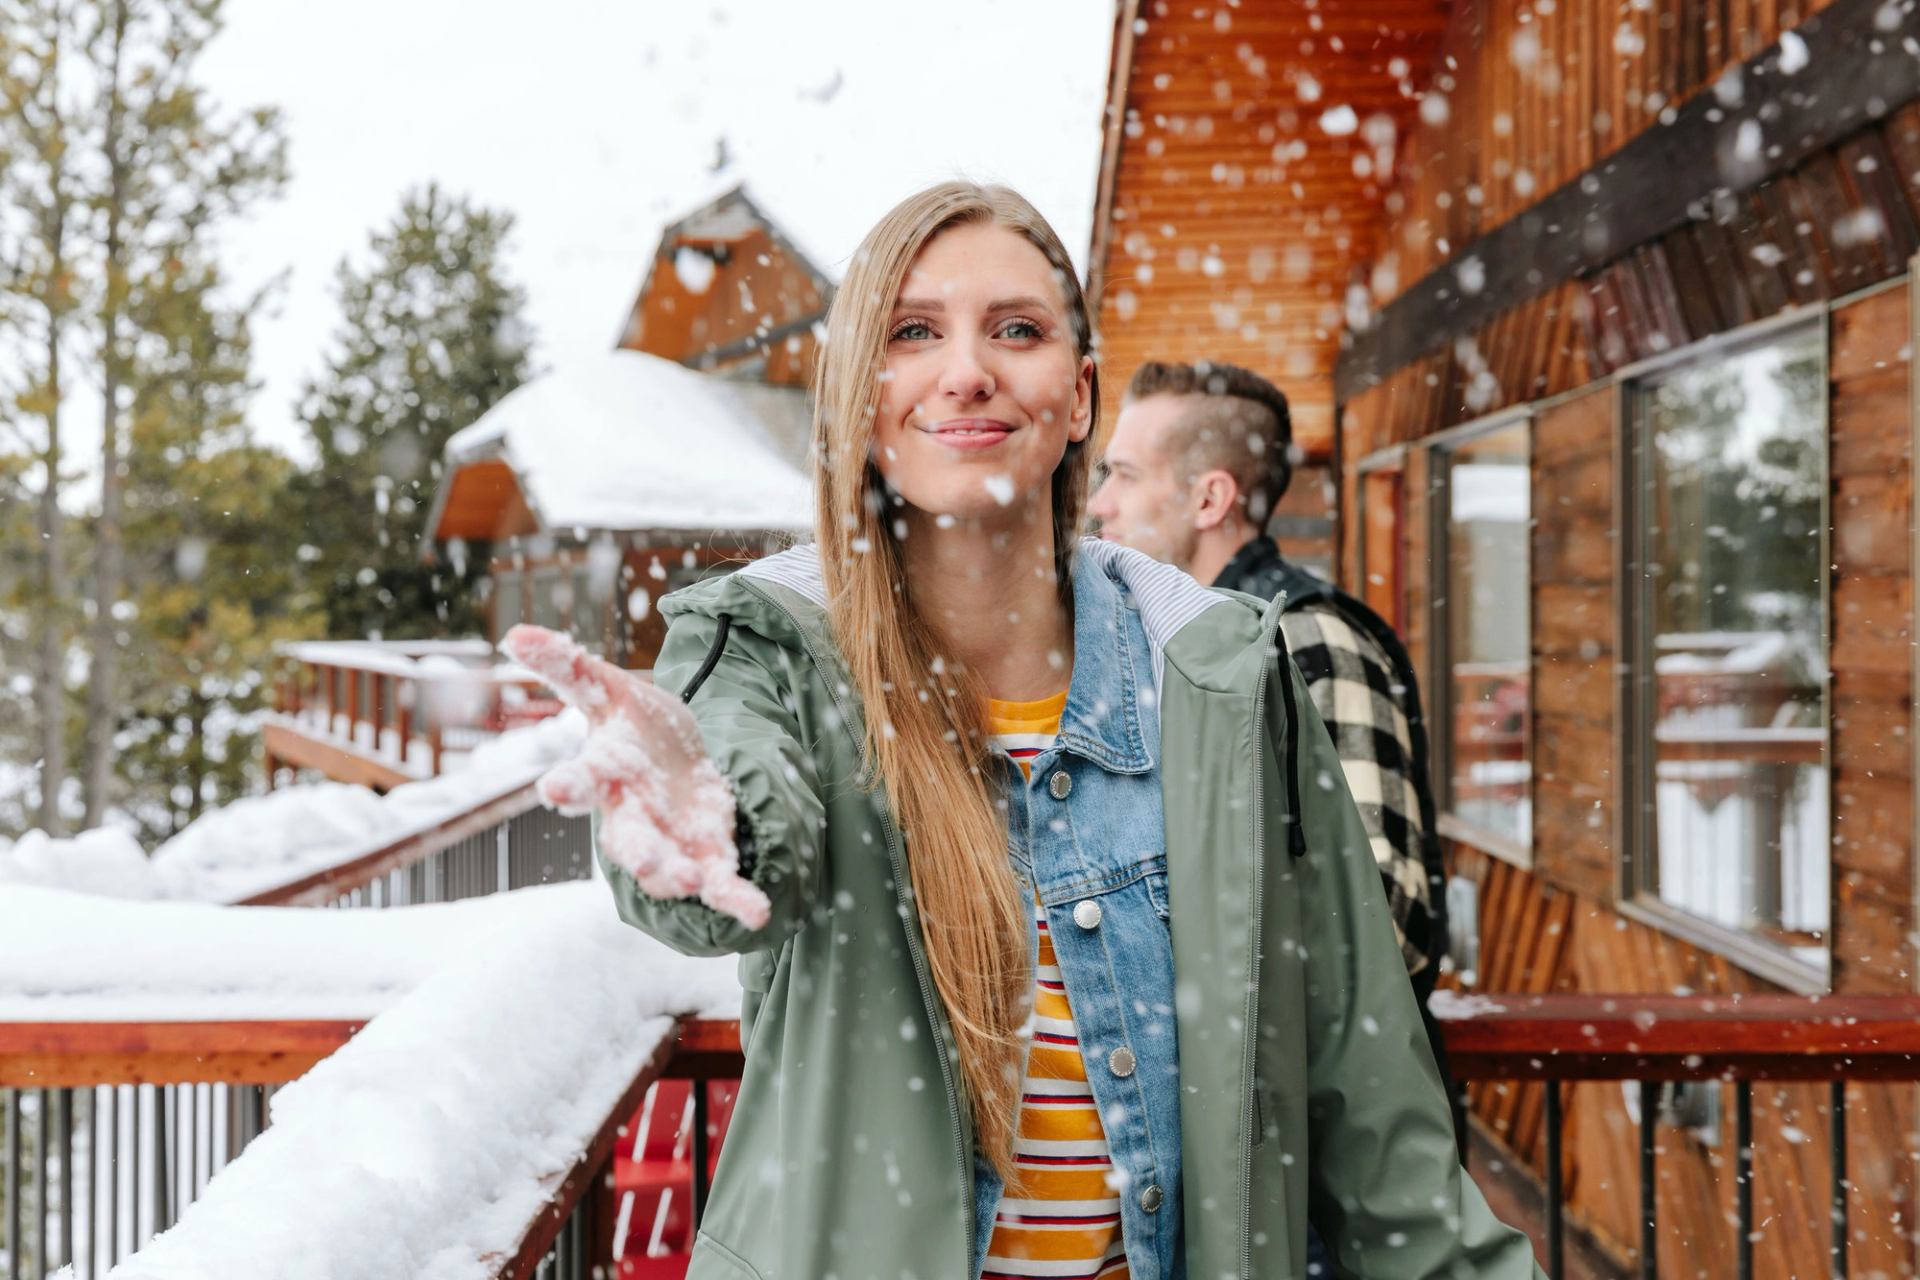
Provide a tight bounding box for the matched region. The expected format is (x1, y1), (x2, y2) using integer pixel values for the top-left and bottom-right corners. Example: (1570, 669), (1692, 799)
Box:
(1636, 328), (1828, 967)
(1440, 423), (1532, 847)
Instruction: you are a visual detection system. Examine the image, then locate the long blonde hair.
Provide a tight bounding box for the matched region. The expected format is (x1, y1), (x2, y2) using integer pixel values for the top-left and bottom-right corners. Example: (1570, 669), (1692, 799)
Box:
(812, 183), (1098, 1182)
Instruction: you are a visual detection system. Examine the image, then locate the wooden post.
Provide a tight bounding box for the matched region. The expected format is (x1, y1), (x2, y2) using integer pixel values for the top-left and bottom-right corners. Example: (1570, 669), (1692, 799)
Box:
(372, 673), (387, 760)
(397, 679), (413, 768)
(346, 667), (360, 748)
(323, 665), (337, 737)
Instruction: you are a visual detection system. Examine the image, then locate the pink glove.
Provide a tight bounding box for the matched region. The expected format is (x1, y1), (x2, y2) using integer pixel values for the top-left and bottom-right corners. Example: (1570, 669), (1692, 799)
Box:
(500, 624), (771, 929)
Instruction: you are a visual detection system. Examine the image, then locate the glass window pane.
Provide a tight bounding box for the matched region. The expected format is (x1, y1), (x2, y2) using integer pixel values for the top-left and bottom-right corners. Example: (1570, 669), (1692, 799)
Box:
(1443, 423), (1531, 845)
(1640, 328), (1827, 964)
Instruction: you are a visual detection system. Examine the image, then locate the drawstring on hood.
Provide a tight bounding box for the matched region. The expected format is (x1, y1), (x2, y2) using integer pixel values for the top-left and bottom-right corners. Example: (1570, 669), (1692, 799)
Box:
(679, 613), (734, 704)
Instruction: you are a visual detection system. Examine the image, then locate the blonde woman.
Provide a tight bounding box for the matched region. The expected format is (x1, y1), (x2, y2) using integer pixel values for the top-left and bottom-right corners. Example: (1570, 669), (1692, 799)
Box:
(506, 183), (1540, 1280)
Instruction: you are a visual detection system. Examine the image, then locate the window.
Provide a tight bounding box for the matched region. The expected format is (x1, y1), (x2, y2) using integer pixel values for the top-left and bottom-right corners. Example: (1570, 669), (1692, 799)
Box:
(1626, 323), (1828, 979)
(1432, 419), (1532, 857)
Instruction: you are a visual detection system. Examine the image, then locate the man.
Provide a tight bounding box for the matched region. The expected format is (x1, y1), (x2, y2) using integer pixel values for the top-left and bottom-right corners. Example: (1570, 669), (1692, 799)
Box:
(1088, 358), (1451, 1054)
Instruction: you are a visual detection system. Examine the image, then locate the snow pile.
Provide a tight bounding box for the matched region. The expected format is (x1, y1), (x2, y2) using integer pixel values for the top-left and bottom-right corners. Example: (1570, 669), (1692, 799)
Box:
(443, 349), (814, 534)
(4, 881), (582, 1021)
(0, 826), (163, 900)
(155, 709), (588, 902)
(0, 710), (589, 903)
(82, 883), (737, 1280)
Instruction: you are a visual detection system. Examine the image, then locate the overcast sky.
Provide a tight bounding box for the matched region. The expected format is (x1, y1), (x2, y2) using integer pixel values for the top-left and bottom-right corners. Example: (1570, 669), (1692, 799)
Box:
(189, 0), (1113, 465)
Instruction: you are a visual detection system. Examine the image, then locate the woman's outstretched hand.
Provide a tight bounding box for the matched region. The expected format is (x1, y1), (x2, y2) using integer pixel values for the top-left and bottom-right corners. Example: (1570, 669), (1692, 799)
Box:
(500, 624), (772, 929)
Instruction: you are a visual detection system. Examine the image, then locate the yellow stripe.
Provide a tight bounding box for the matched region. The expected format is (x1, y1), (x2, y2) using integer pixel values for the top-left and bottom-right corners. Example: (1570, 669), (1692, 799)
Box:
(985, 690), (1068, 729)
(989, 1225), (1121, 1263)
(1019, 1106), (1108, 1142)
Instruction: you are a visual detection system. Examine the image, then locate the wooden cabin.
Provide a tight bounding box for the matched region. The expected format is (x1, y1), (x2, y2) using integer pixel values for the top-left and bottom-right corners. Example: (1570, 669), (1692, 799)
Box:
(616, 184), (832, 388)
(424, 187), (829, 673)
(1090, 1), (1919, 1274)
(271, 192), (826, 791)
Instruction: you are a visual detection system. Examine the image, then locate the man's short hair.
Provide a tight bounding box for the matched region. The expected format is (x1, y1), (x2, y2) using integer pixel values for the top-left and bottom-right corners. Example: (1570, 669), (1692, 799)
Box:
(1123, 360), (1294, 523)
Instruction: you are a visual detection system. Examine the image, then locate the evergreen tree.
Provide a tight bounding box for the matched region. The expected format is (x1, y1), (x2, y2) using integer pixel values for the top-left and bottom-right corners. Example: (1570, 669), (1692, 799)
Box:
(109, 254), (318, 841)
(292, 185), (534, 641)
(0, 0), (84, 834)
(74, 0), (289, 828)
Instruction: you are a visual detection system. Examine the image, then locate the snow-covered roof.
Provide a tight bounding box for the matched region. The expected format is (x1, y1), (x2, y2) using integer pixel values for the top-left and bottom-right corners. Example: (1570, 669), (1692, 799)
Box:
(444, 349), (815, 535)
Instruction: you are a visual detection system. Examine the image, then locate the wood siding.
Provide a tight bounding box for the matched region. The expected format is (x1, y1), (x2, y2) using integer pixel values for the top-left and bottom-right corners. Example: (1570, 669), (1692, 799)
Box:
(1372, 0), (1840, 310)
(619, 223), (826, 389)
(1091, 0), (1454, 470)
(1829, 285), (1916, 997)
(1397, 284), (1920, 1277)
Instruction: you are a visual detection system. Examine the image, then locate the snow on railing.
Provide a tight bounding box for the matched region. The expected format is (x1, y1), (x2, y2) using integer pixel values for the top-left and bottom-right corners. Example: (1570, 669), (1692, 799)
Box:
(0, 711), (588, 907)
(2, 884), (738, 1280)
(1, 738), (745, 1280)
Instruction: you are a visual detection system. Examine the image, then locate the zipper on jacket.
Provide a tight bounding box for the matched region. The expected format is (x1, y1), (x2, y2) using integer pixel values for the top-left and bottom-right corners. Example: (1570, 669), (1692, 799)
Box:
(1268, 608), (1309, 860)
(1240, 602), (1286, 1278)
(735, 585), (977, 1273)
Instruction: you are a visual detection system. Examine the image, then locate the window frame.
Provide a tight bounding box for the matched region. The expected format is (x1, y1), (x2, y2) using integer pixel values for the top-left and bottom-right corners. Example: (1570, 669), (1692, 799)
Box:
(1614, 310), (1834, 994)
(1425, 406), (1536, 869)
(1354, 445), (1409, 634)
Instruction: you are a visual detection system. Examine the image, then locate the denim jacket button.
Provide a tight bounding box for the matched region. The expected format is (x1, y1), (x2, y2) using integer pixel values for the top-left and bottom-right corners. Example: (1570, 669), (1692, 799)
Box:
(1072, 899), (1103, 930)
(1138, 1183), (1164, 1212)
(1048, 770), (1073, 800)
(1107, 1046), (1136, 1078)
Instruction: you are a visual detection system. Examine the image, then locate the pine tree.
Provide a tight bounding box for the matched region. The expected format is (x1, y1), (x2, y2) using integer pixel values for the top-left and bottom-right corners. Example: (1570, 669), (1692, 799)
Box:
(74, 0), (289, 829)
(291, 185), (534, 640)
(108, 254), (318, 840)
(0, 0), (85, 835)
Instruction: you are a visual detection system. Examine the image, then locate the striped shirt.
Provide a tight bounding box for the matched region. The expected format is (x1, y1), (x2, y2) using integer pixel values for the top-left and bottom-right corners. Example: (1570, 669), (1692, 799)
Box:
(983, 692), (1130, 1280)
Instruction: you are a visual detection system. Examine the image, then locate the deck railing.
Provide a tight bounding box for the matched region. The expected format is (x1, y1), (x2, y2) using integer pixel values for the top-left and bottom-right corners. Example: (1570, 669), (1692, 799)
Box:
(0, 785), (616, 1279)
(266, 640), (563, 785)
(1436, 991), (1920, 1279)
(0, 1015), (743, 1280)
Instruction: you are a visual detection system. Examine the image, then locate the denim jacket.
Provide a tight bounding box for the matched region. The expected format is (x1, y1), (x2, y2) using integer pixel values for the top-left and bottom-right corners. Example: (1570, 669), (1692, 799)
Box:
(970, 553), (1186, 1280)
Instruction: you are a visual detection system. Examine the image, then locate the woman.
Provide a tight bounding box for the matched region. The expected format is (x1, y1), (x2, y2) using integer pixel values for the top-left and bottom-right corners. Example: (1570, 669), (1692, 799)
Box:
(506, 183), (1539, 1280)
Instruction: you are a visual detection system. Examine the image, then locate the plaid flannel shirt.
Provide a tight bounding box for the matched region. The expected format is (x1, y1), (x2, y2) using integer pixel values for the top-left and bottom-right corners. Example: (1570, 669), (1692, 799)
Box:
(1279, 604), (1435, 978)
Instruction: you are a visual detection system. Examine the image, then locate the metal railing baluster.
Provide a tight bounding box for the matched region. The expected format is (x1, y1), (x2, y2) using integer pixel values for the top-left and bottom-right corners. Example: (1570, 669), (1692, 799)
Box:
(1735, 1083), (1752, 1280)
(1545, 1081), (1563, 1279)
(1831, 1078), (1848, 1278)
(1640, 1079), (1657, 1280)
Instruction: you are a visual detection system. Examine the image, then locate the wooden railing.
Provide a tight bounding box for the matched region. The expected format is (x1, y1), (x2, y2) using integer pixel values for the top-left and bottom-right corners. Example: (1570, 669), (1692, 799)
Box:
(1436, 992), (1920, 1279)
(0, 782), (610, 1278)
(490, 1018), (743, 1280)
(266, 640), (561, 787)
(0, 1017), (744, 1280)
